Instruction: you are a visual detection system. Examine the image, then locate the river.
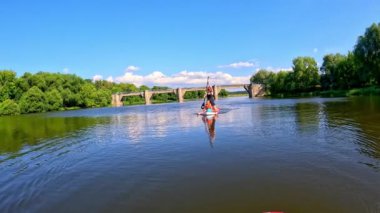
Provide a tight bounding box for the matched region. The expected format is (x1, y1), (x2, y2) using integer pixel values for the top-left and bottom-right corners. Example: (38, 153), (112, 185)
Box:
(0, 96), (379, 213)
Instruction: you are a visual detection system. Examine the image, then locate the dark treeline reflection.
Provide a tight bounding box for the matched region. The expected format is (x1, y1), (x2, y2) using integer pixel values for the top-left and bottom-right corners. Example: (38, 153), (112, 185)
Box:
(294, 102), (321, 133)
(291, 97), (380, 160)
(0, 114), (110, 154)
(255, 97), (380, 161)
(323, 97), (380, 159)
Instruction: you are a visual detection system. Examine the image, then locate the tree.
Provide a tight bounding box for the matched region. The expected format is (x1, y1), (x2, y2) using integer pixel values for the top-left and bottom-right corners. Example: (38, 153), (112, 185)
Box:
(320, 54), (346, 89)
(250, 69), (273, 84)
(292, 57), (319, 91)
(19, 86), (47, 113)
(139, 85), (150, 91)
(184, 91), (198, 99)
(94, 89), (111, 107)
(0, 70), (17, 102)
(61, 89), (80, 107)
(0, 70), (17, 86)
(335, 52), (360, 89)
(218, 89), (229, 97)
(151, 86), (177, 102)
(14, 78), (29, 101)
(270, 70), (291, 94)
(250, 69), (275, 92)
(117, 83), (138, 93)
(354, 22), (380, 84)
(79, 83), (97, 108)
(46, 89), (63, 111)
(0, 99), (20, 116)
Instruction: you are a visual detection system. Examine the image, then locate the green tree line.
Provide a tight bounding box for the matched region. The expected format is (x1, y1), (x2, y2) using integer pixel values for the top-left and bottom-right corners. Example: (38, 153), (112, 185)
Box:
(251, 22), (380, 96)
(0, 71), (227, 116)
(0, 71), (159, 115)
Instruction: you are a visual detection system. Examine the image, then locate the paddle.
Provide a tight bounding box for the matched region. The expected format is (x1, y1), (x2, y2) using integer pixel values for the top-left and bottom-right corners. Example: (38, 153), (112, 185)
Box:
(201, 76), (210, 109)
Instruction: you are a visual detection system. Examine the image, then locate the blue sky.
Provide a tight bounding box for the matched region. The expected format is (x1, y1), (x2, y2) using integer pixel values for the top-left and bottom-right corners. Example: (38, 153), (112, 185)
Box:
(1, 0), (379, 86)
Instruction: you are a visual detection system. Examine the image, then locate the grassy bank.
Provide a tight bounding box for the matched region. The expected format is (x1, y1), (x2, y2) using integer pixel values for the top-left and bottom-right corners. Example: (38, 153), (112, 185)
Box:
(269, 87), (380, 98)
(320, 87), (380, 97)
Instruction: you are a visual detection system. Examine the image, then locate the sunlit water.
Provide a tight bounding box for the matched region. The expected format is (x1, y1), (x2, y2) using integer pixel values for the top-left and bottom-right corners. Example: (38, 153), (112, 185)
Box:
(1, 97), (380, 213)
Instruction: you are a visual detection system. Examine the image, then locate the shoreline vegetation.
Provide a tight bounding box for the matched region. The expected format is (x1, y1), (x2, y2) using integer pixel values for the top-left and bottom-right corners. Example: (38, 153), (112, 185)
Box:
(266, 86), (380, 98)
(1, 22), (379, 116)
(250, 22), (380, 100)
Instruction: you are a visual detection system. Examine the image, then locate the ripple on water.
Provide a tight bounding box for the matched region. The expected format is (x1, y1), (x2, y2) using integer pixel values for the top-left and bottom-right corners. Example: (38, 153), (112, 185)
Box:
(0, 97), (380, 213)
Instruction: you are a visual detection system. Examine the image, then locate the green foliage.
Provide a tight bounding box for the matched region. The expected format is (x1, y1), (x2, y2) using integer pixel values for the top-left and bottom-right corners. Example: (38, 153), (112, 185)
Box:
(250, 69), (274, 91)
(139, 85), (150, 91)
(0, 99), (20, 116)
(0, 70), (17, 102)
(0, 71), (164, 114)
(151, 86), (177, 102)
(347, 86), (380, 96)
(218, 89), (229, 97)
(61, 89), (81, 107)
(184, 90), (205, 99)
(79, 83), (97, 108)
(94, 80), (114, 90)
(354, 23), (380, 84)
(95, 89), (112, 107)
(19, 86), (47, 113)
(321, 53), (361, 89)
(292, 57), (319, 91)
(269, 70), (292, 94)
(112, 83), (138, 93)
(46, 89), (63, 111)
(319, 90), (348, 97)
(0, 70), (17, 85)
(320, 53), (346, 89)
(123, 96), (145, 105)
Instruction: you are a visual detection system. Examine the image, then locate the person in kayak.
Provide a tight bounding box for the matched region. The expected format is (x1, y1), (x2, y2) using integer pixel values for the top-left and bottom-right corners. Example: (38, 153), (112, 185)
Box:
(204, 85), (219, 112)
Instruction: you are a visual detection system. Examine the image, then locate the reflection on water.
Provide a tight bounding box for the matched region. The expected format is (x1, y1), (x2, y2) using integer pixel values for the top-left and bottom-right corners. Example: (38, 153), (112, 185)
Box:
(323, 97), (380, 160)
(201, 115), (217, 146)
(0, 97), (379, 213)
(0, 114), (110, 155)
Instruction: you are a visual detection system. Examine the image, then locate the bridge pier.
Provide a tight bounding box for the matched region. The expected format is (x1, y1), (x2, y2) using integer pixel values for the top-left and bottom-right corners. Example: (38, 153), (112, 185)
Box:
(177, 88), (184, 103)
(111, 93), (123, 107)
(212, 85), (219, 100)
(245, 84), (265, 98)
(144, 90), (152, 105)
(252, 84), (264, 97)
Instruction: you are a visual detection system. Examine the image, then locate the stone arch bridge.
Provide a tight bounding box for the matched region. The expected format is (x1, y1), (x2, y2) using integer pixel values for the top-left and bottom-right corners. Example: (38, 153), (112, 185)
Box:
(111, 83), (264, 107)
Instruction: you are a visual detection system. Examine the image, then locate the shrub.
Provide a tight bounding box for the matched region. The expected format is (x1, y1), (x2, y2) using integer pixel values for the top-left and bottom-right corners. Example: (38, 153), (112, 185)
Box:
(0, 99), (20, 116)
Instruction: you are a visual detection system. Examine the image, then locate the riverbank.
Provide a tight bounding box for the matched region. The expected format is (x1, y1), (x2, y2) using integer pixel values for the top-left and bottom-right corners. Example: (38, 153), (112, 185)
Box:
(270, 86), (380, 98)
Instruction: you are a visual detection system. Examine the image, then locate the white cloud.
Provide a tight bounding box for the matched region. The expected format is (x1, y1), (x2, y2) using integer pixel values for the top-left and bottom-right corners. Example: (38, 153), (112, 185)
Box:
(125, 65), (140, 72)
(106, 76), (114, 82)
(63, 68), (70, 74)
(113, 70), (251, 87)
(218, 61), (255, 69)
(256, 67), (292, 73)
(92, 75), (103, 82)
(313, 48), (318, 53)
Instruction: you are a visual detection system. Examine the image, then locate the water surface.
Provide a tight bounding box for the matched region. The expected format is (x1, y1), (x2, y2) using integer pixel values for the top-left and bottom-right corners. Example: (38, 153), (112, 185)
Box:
(1, 97), (380, 213)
